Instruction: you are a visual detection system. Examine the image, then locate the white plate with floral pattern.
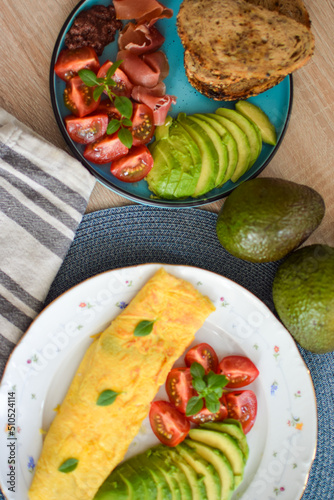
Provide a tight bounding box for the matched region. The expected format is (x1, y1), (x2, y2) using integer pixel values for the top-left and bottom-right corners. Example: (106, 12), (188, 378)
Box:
(0, 264), (317, 500)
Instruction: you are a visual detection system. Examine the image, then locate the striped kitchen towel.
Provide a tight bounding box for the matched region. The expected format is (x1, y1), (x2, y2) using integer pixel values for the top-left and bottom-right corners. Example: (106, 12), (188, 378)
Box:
(0, 108), (96, 377)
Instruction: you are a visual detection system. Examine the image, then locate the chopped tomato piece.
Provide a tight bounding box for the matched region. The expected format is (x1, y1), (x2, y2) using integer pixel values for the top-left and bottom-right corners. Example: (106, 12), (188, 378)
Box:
(149, 401), (190, 447)
(185, 343), (219, 374)
(225, 390), (257, 434)
(187, 397), (228, 424)
(63, 76), (100, 117)
(84, 133), (128, 164)
(64, 114), (108, 144)
(54, 47), (100, 81)
(97, 60), (133, 98)
(219, 356), (259, 388)
(166, 367), (197, 414)
(96, 100), (122, 121)
(130, 103), (155, 146)
(110, 145), (153, 182)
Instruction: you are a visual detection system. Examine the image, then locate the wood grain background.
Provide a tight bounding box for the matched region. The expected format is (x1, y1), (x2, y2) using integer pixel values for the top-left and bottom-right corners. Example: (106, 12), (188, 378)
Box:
(1, 0), (333, 244)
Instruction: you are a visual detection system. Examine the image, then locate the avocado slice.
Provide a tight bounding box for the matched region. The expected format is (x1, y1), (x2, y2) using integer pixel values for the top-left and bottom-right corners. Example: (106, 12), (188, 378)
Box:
(176, 442), (221, 500)
(177, 113), (219, 197)
(212, 113), (251, 182)
(185, 439), (235, 500)
(152, 447), (192, 500)
(188, 114), (228, 188)
(202, 421), (249, 460)
(129, 455), (167, 500)
(167, 448), (208, 500)
(235, 100), (277, 146)
(194, 113), (238, 185)
(148, 452), (184, 500)
(216, 107), (262, 168)
(189, 428), (245, 487)
(94, 469), (129, 500)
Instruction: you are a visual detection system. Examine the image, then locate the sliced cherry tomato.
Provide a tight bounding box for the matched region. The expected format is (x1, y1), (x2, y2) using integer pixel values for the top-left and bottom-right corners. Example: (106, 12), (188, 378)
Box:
(64, 114), (108, 144)
(130, 103), (155, 146)
(84, 133), (128, 164)
(166, 367), (197, 414)
(110, 145), (153, 182)
(225, 390), (257, 434)
(54, 47), (100, 81)
(96, 100), (122, 121)
(149, 400), (190, 447)
(185, 343), (219, 374)
(187, 397), (228, 424)
(219, 356), (259, 388)
(63, 76), (100, 117)
(97, 60), (133, 98)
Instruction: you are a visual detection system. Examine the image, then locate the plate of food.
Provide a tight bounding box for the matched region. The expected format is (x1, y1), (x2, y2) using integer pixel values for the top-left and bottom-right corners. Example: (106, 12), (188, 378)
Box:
(49, 0), (315, 206)
(0, 264), (317, 500)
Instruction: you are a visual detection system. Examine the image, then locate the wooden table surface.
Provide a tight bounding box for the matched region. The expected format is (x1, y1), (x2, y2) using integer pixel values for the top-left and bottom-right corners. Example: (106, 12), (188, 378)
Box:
(1, 0), (333, 244)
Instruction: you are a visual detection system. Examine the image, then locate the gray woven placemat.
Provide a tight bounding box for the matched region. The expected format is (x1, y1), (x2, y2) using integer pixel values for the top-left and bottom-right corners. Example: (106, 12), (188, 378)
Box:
(1, 205), (333, 499)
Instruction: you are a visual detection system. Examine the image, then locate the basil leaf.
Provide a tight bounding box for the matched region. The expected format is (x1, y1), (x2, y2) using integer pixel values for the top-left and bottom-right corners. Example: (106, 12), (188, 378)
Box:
(106, 60), (123, 79)
(186, 396), (203, 417)
(97, 390), (120, 406)
(107, 119), (121, 135)
(78, 69), (98, 87)
(205, 393), (220, 414)
(206, 371), (229, 390)
(93, 85), (105, 101)
(114, 96), (133, 119)
(192, 377), (206, 393)
(58, 458), (78, 473)
(134, 320), (155, 337)
(190, 362), (205, 381)
(121, 117), (133, 127)
(118, 127), (133, 149)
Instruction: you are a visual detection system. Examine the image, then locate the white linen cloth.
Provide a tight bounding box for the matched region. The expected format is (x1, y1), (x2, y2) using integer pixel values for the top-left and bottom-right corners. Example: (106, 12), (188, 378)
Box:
(0, 108), (96, 376)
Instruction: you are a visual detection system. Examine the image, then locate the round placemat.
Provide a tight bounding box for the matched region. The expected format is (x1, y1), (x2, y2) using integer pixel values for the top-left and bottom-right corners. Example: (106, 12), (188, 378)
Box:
(1, 206), (331, 500)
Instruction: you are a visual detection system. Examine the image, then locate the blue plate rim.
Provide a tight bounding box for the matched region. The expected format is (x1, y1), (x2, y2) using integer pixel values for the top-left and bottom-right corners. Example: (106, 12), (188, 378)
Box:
(49, 0), (294, 208)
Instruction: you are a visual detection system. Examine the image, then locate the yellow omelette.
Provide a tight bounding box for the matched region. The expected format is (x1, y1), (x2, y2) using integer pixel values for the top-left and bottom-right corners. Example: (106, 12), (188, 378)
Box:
(28, 268), (215, 500)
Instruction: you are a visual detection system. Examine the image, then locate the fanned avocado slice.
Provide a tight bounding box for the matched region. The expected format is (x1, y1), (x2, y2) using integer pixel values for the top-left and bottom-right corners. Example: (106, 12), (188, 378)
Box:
(202, 421), (249, 460)
(94, 464), (139, 500)
(152, 447), (193, 500)
(235, 100), (277, 146)
(167, 448), (208, 500)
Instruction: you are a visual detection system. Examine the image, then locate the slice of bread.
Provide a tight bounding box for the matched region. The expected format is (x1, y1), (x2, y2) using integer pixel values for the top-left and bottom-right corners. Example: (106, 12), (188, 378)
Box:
(177, 0), (314, 99)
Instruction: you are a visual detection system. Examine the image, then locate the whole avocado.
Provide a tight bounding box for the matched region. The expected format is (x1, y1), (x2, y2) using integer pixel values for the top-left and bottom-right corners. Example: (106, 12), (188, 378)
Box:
(216, 178), (325, 262)
(273, 245), (334, 353)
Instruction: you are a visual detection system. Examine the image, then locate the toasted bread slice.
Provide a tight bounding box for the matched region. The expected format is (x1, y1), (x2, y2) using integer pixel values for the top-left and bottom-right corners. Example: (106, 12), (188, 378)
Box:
(245, 0), (311, 28)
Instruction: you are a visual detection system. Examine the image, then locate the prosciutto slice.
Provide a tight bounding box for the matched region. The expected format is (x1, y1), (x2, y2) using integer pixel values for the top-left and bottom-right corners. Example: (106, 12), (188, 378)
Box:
(132, 87), (176, 125)
(117, 49), (168, 88)
(118, 22), (165, 55)
(131, 82), (166, 99)
(113, 0), (173, 26)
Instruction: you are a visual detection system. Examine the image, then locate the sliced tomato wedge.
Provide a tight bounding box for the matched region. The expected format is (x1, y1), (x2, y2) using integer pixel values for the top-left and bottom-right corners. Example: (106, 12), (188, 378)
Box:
(185, 343), (219, 374)
(149, 401), (190, 447)
(110, 145), (153, 182)
(219, 356), (260, 388)
(130, 103), (155, 146)
(84, 133), (129, 164)
(96, 100), (122, 121)
(64, 114), (108, 144)
(63, 76), (100, 117)
(97, 60), (133, 98)
(54, 47), (100, 81)
(225, 390), (257, 434)
(166, 367), (197, 414)
(187, 397), (228, 424)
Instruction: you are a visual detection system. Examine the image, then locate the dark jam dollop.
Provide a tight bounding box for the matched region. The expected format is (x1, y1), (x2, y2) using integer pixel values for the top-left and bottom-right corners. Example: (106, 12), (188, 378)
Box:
(65, 5), (123, 56)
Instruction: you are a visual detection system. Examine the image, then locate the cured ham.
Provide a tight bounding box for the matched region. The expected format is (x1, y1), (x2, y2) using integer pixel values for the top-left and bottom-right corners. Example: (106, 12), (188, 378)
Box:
(118, 22), (165, 55)
(132, 88), (176, 125)
(113, 0), (173, 26)
(142, 51), (169, 80)
(117, 49), (168, 88)
(131, 82), (166, 99)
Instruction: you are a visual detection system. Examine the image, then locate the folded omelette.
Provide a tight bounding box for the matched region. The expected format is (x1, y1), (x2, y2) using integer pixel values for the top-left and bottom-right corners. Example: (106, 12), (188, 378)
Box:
(28, 268), (215, 500)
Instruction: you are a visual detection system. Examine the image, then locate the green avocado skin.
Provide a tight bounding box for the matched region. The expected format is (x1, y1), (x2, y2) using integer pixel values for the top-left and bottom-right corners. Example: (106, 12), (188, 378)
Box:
(216, 178), (325, 263)
(273, 244), (334, 354)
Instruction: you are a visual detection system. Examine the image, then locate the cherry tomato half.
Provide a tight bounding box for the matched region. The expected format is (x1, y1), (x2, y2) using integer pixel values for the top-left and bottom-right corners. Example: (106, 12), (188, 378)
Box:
(55, 47), (100, 81)
(187, 396), (228, 424)
(218, 356), (259, 388)
(131, 103), (155, 146)
(96, 100), (122, 121)
(225, 390), (257, 434)
(63, 76), (100, 117)
(166, 367), (197, 414)
(97, 60), (133, 98)
(84, 133), (128, 164)
(110, 145), (153, 182)
(65, 114), (108, 144)
(185, 343), (219, 374)
(149, 401), (190, 447)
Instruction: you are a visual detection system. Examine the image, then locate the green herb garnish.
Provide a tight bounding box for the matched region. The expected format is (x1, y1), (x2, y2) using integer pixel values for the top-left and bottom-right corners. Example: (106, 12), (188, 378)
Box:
(185, 362), (229, 417)
(78, 62), (133, 149)
(134, 320), (155, 337)
(96, 389), (120, 407)
(58, 458), (78, 473)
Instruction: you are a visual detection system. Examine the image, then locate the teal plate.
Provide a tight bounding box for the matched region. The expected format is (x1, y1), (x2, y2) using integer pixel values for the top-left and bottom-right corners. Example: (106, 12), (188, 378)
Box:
(50, 0), (293, 207)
